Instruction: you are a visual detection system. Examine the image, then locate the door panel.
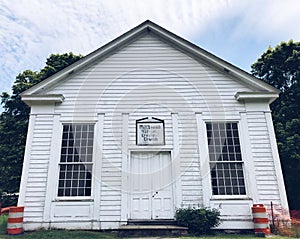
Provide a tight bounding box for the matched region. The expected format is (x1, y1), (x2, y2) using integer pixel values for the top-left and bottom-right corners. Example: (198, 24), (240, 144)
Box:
(130, 153), (152, 219)
(129, 151), (174, 219)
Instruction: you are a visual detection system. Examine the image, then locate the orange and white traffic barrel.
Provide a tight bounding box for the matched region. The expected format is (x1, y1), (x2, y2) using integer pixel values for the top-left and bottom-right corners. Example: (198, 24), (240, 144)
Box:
(252, 204), (270, 235)
(7, 206), (24, 235)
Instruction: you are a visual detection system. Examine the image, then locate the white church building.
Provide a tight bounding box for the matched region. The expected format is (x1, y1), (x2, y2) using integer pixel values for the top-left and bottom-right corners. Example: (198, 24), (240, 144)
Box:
(18, 21), (289, 231)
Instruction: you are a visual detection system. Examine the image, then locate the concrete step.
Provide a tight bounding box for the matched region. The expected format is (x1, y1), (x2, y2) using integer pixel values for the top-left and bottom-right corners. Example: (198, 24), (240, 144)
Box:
(118, 224), (188, 237)
(127, 219), (177, 225)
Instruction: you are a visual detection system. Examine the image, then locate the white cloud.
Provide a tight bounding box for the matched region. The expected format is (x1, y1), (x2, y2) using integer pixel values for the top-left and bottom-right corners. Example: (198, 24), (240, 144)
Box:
(217, 0), (300, 41)
(1, 0), (300, 96)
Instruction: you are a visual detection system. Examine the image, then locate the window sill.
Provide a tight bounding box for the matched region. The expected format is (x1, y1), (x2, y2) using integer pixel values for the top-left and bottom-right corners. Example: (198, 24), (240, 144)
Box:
(210, 196), (252, 201)
(54, 197), (94, 202)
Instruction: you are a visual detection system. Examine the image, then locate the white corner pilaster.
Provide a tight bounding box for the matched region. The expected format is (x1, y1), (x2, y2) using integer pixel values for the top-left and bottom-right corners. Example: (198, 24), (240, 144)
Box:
(18, 114), (36, 206)
(240, 112), (259, 203)
(121, 113), (129, 221)
(195, 112), (211, 207)
(43, 114), (62, 222)
(171, 113), (182, 208)
(93, 113), (104, 223)
(264, 111), (289, 210)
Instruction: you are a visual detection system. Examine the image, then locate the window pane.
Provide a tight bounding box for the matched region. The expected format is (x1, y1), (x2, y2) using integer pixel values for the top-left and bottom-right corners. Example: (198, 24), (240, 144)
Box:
(207, 122), (246, 196)
(58, 189), (64, 196)
(219, 187), (225, 195)
(58, 124), (94, 197)
(71, 188), (77, 196)
(85, 188), (91, 196)
(210, 162), (246, 196)
(239, 187), (246, 195)
(58, 180), (64, 187)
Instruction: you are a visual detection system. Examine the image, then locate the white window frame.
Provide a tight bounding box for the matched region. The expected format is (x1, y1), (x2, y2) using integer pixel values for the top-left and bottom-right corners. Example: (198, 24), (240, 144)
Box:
(56, 123), (95, 199)
(205, 121), (249, 200)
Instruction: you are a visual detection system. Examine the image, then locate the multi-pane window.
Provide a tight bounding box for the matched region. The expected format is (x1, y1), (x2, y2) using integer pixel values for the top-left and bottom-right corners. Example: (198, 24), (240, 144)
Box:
(58, 124), (94, 197)
(206, 122), (246, 196)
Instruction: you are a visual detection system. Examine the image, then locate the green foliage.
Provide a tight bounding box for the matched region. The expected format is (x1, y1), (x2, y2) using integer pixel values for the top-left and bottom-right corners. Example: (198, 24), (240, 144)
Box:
(0, 193), (18, 208)
(251, 40), (300, 210)
(0, 53), (82, 196)
(251, 40), (300, 92)
(175, 207), (221, 235)
(0, 215), (8, 235)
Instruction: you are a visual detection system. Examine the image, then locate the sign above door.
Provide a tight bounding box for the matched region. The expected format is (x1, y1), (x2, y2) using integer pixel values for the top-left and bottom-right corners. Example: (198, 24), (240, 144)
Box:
(136, 117), (165, 146)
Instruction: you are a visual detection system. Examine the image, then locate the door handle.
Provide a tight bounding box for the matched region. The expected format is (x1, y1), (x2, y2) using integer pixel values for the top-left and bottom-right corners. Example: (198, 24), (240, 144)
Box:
(152, 192), (158, 198)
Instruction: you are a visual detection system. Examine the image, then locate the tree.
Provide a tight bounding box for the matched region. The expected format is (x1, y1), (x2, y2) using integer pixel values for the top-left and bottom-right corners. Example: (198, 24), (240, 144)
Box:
(251, 40), (300, 210)
(0, 52), (82, 196)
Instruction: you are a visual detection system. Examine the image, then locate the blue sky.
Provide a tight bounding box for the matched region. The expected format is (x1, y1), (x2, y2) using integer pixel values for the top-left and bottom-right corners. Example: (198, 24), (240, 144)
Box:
(1, 0), (300, 95)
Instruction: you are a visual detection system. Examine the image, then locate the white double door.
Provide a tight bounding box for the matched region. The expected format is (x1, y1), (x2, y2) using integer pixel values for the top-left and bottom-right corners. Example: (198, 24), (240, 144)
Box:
(129, 151), (174, 220)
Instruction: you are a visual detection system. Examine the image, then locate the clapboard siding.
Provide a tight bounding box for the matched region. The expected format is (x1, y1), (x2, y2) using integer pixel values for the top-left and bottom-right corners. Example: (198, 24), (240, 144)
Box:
(19, 22), (289, 230)
(46, 34), (248, 120)
(178, 112), (202, 207)
(99, 113), (122, 220)
(23, 115), (53, 221)
(247, 112), (281, 204)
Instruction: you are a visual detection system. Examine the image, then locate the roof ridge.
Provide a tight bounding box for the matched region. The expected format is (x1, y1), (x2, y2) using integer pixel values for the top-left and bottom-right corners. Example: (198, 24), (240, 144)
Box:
(21, 20), (278, 96)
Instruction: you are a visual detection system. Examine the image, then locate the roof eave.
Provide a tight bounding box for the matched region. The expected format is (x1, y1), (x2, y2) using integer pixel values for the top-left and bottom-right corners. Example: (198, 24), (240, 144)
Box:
(21, 21), (151, 96)
(21, 94), (65, 106)
(235, 91), (279, 104)
(21, 20), (279, 96)
(145, 22), (279, 93)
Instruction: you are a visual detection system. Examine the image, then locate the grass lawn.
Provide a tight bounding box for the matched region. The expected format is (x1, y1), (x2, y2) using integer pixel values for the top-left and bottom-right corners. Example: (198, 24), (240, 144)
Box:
(0, 215), (117, 239)
(182, 237), (292, 239)
(0, 232), (293, 239)
(0, 215), (294, 239)
(0, 229), (118, 239)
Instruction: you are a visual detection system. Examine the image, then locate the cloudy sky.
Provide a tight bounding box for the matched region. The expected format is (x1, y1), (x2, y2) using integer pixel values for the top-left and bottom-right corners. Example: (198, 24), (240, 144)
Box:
(1, 0), (300, 95)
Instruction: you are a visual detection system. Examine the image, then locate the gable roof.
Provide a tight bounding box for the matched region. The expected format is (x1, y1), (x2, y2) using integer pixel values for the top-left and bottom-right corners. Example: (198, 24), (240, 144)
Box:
(21, 20), (279, 101)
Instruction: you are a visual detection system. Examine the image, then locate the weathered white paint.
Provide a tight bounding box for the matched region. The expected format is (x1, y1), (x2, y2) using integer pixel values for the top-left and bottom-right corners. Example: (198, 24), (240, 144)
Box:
(121, 113), (129, 222)
(18, 114), (36, 211)
(43, 114), (61, 222)
(264, 111), (289, 210)
(240, 112), (259, 203)
(19, 21), (288, 231)
(92, 113), (104, 229)
(171, 113), (182, 209)
(196, 112), (210, 207)
(19, 114), (55, 223)
(244, 108), (282, 206)
(210, 199), (254, 229)
(129, 151), (173, 219)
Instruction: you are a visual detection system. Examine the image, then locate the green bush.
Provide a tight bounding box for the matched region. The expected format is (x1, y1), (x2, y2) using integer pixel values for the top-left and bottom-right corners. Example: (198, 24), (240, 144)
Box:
(175, 207), (221, 235)
(0, 192), (19, 208)
(0, 215), (8, 235)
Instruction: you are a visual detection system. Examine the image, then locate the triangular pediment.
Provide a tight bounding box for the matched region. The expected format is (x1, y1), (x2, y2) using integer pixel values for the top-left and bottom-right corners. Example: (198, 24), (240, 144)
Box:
(21, 20), (279, 105)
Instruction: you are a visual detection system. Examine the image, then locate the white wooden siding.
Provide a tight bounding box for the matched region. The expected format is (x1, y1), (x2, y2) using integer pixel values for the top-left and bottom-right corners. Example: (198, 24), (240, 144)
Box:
(23, 115), (54, 221)
(22, 32), (285, 229)
(178, 112), (202, 206)
(247, 112), (281, 204)
(44, 34), (250, 218)
(45, 34), (249, 120)
(99, 113), (122, 221)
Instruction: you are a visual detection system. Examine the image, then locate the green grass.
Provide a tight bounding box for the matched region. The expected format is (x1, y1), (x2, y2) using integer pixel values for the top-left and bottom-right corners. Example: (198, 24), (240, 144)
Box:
(183, 236), (296, 239)
(0, 215), (294, 239)
(0, 215), (8, 236)
(0, 230), (293, 239)
(0, 229), (118, 239)
(0, 216), (117, 239)
(181, 236), (291, 239)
